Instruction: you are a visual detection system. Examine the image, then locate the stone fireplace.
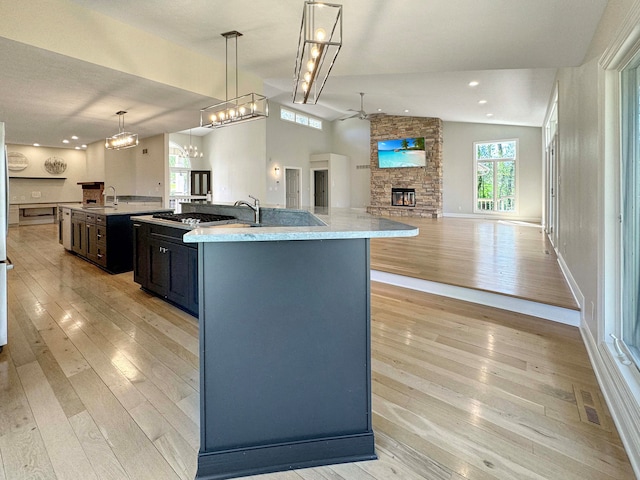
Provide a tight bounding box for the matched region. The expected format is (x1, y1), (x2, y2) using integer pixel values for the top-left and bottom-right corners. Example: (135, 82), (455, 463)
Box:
(367, 115), (443, 218)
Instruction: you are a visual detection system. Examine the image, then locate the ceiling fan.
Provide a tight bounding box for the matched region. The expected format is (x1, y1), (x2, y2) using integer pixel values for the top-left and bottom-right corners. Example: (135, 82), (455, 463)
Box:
(340, 92), (374, 121)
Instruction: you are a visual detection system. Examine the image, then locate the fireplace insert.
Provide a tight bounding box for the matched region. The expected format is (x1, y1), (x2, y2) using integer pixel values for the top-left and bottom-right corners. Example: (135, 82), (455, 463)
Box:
(391, 188), (416, 207)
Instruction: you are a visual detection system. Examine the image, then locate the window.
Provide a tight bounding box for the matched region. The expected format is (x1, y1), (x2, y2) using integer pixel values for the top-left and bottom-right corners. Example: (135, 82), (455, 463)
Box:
(474, 140), (517, 213)
(280, 107), (322, 130)
(620, 56), (640, 365)
(308, 117), (322, 129)
(280, 108), (295, 122)
(169, 141), (191, 196)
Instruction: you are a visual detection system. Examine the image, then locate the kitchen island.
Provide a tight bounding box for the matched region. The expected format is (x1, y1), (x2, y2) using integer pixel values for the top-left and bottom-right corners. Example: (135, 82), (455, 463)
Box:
(182, 206), (418, 480)
(59, 203), (171, 274)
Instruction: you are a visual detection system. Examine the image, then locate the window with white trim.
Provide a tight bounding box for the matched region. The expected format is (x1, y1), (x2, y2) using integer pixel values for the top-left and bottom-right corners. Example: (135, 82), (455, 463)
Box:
(280, 107), (322, 130)
(169, 141), (191, 196)
(620, 54), (640, 365)
(474, 140), (517, 213)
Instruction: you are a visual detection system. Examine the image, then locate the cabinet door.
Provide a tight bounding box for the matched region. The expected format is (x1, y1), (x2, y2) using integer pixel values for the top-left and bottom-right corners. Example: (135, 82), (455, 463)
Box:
(71, 219), (86, 256)
(133, 223), (148, 286)
(86, 222), (98, 262)
(148, 238), (169, 295)
(166, 243), (191, 306)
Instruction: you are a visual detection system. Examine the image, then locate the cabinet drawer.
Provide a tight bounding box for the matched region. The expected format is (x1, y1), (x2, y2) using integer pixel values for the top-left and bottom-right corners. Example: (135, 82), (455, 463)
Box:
(95, 214), (106, 225)
(85, 213), (96, 224)
(96, 225), (107, 245)
(95, 247), (107, 267)
(71, 211), (86, 221)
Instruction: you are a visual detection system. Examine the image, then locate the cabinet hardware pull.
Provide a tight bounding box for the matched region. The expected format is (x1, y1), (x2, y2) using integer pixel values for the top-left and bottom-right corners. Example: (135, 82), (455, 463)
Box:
(97, 254), (103, 259)
(97, 234), (102, 239)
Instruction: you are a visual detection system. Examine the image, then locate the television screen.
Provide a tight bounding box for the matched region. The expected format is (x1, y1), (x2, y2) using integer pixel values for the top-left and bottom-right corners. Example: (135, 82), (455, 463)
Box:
(377, 137), (426, 168)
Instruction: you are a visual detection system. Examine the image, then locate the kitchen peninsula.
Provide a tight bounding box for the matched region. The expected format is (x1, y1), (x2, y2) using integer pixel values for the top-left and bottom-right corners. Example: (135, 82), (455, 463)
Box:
(181, 205), (418, 480)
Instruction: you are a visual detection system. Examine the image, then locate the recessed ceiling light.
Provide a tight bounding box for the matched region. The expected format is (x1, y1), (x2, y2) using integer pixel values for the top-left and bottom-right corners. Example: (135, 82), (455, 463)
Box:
(486, 113), (494, 117)
(81, 144), (87, 148)
(377, 108), (382, 112)
(62, 139), (69, 144)
(71, 135), (79, 140)
(469, 81), (479, 87)
(75, 146), (81, 150)
(404, 109), (409, 113)
(478, 100), (487, 104)
(33, 143), (40, 147)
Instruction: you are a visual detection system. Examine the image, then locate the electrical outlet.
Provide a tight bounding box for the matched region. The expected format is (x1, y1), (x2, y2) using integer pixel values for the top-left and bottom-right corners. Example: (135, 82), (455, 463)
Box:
(31, 191), (41, 198)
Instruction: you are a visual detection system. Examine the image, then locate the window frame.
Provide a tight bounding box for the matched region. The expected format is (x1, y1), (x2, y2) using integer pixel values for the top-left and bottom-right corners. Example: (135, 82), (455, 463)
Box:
(473, 139), (519, 215)
(169, 141), (192, 197)
(280, 107), (322, 130)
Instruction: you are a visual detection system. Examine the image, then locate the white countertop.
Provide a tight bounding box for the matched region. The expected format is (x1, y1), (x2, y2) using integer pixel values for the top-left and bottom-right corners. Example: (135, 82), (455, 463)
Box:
(60, 204), (172, 216)
(182, 208), (418, 243)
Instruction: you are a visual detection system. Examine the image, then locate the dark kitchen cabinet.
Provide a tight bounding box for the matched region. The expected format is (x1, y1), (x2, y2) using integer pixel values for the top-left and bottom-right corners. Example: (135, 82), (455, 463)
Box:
(133, 221), (198, 316)
(69, 208), (170, 274)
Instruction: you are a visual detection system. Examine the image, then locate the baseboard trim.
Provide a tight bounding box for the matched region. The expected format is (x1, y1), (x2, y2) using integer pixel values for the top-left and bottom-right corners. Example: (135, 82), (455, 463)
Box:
(580, 325), (640, 478)
(442, 212), (543, 223)
(371, 270), (580, 326)
(196, 433), (376, 480)
(555, 251), (584, 309)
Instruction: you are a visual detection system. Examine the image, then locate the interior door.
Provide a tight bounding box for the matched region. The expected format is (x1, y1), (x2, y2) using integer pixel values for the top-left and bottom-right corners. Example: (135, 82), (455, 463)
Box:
(314, 170), (328, 208)
(285, 169), (300, 209)
(547, 135), (558, 247)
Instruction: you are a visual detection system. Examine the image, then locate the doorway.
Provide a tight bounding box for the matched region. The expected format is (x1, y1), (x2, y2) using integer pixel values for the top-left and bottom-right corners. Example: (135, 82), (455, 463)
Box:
(313, 169), (328, 209)
(191, 170), (211, 196)
(285, 168), (301, 209)
(544, 88), (559, 248)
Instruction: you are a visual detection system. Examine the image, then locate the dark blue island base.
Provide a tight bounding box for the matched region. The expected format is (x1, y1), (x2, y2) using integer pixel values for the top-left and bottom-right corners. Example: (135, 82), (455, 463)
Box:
(195, 238), (377, 479)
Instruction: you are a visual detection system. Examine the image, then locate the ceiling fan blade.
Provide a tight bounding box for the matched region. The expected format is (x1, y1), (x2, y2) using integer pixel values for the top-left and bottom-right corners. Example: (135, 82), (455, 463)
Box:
(339, 113), (360, 121)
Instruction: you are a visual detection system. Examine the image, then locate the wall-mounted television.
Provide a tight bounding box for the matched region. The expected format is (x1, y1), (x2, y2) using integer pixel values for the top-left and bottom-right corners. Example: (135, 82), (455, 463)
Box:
(377, 137), (426, 168)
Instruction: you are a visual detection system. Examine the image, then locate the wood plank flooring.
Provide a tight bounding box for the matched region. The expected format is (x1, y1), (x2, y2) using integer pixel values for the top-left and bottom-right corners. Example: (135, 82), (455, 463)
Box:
(1, 223), (633, 480)
(370, 217), (579, 310)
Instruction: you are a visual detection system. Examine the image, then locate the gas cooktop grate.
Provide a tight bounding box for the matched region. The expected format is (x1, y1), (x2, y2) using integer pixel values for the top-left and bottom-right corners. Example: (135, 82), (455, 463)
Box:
(152, 212), (236, 223)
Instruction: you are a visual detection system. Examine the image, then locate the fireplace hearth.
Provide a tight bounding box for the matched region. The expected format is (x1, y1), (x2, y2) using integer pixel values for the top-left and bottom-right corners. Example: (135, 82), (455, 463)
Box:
(391, 188), (416, 207)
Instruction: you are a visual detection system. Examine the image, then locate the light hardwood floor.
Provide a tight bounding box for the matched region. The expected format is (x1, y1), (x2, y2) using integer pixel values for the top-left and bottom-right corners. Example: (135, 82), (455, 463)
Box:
(370, 217), (578, 310)
(1, 223), (634, 479)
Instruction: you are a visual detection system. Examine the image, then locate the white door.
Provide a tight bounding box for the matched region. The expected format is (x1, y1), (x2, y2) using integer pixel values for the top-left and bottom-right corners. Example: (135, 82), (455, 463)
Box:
(546, 135), (559, 247)
(285, 168), (300, 209)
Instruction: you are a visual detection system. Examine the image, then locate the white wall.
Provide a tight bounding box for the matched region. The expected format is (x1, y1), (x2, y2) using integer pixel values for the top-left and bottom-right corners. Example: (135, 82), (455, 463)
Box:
(134, 134), (166, 197)
(552, 1), (640, 475)
(310, 153), (351, 208)
(7, 144), (86, 204)
(202, 119), (267, 203)
(265, 103), (332, 207)
(85, 133), (166, 198)
(331, 119), (371, 208)
(85, 141), (105, 181)
(442, 122), (543, 222)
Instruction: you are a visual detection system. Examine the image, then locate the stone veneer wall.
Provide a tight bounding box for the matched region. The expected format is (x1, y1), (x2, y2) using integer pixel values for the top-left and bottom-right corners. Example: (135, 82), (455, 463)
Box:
(367, 115), (443, 218)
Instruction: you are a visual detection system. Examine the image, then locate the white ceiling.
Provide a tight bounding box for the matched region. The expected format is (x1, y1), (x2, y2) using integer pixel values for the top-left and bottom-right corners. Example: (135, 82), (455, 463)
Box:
(0, 0), (608, 148)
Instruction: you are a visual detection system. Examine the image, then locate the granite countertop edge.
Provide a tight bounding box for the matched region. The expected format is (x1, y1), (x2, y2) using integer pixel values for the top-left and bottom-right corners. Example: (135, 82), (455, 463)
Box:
(180, 208), (419, 243)
(60, 204), (172, 216)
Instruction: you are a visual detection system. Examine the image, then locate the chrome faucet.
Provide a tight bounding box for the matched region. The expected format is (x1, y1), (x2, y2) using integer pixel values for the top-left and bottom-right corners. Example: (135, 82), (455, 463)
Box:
(234, 195), (260, 224)
(104, 185), (118, 206)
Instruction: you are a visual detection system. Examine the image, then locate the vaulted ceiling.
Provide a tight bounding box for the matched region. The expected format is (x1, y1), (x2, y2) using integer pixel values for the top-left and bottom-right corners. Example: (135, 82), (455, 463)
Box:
(0, 0), (608, 148)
